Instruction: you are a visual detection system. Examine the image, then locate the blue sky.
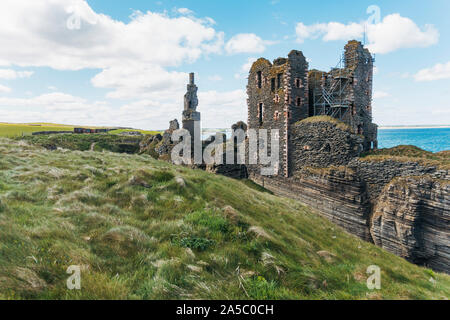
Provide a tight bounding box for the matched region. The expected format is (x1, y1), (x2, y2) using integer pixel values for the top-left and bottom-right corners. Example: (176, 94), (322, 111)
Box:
(0, 0), (449, 129)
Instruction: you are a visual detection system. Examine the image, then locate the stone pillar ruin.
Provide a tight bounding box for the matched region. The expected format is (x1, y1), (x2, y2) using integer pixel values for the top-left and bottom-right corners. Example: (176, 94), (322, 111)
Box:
(182, 73), (201, 163)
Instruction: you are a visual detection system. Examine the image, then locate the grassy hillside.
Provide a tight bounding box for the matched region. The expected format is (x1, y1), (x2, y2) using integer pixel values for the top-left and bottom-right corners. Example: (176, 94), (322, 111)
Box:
(18, 134), (143, 154)
(0, 138), (448, 300)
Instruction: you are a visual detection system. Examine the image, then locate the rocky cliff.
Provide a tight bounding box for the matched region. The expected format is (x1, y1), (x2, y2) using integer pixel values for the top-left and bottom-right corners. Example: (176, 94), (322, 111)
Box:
(249, 167), (372, 240)
(371, 176), (449, 273)
(250, 165), (449, 274)
(247, 122), (450, 273)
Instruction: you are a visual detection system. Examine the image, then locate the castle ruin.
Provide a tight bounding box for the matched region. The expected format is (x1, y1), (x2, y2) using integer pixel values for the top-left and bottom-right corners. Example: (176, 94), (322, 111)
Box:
(152, 41), (448, 274)
(247, 40), (378, 177)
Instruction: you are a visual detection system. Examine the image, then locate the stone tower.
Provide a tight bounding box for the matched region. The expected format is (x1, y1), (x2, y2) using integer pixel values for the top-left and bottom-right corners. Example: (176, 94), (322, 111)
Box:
(183, 72), (200, 128)
(182, 73), (201, 159)
(308, 40), (377, 151)
(247, 51), (309, 177)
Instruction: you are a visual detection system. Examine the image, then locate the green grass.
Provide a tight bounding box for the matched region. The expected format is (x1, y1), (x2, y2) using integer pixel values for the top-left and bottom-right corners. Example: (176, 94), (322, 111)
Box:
(0, 123), (75, 138)
(0, 123), (162, 140)
(360, 145), (450, 170)
(17, 134), (143, 154)
(298, 116), (353, 132)
(0, 138), (448, 300)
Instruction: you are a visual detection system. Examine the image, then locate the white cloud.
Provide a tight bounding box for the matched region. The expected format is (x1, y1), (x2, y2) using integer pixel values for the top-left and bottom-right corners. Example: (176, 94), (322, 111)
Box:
(48, 86), (58, 91)
(366, 14), (439, 54)
(200, 89), (247, 128)
(91, 64), (187, 100)
(0, 84), (11, 93)
(0, 89), (247, 129)
(0, 1), (253, 129)
(0, 92), (176, 129)
(0, 92), (89, 110)
(241, 57), (257, 73)
(225, 34), (271, 54)
(295, 14), (439, 54)
(296, 22), (363, 43)
(234, 57), (257, 79)
(373, 90), (390, 99)
(414, 61), (450, 82)
(0, 69), (34, 79)
(0, 1), (224, 70)
(177, 8), (194, 15)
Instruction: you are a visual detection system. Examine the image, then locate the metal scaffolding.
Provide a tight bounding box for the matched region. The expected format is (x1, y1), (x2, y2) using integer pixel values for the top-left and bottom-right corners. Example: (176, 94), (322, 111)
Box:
(312, 53), (352, 120)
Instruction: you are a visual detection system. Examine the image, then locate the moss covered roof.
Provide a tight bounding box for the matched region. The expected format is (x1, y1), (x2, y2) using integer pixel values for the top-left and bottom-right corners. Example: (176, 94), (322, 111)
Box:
(297, 116), (353, 132)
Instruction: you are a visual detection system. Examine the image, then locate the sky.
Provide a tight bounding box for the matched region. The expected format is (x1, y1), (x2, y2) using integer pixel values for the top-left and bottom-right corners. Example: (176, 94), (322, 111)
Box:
(0, 0), (449, 130)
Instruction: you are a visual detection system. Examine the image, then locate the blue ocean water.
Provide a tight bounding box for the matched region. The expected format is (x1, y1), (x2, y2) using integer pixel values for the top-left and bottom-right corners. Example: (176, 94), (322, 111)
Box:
(378, 128), (450, 153)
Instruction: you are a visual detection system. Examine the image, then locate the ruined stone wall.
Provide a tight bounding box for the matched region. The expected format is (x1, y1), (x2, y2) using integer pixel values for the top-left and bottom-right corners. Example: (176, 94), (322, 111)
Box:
(247, 41), (377, 177)
(343, 40), (376, 150)
(247, 58), (288, 177)
(155, 119), (179, 159)
(307, 40), (377, 151)
(247, 52), (309, 178)
(286, 51), (309, 176)
(290, 119), (363, 171)
(286, 50), (309, 123)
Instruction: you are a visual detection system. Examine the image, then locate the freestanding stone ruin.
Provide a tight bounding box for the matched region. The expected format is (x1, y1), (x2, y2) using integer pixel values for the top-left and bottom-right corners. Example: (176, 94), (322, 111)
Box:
(182, 73), (201, 154)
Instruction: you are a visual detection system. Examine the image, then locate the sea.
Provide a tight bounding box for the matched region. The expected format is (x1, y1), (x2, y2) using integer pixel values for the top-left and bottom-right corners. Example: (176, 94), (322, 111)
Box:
(203, 127), (450, 153)
(378, 128), (450, 153)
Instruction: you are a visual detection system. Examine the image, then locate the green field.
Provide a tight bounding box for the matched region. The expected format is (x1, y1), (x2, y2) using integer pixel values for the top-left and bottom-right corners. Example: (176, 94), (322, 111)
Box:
(0, 123), (162, 138)
(0, 123), (75, 138)
(18, 133), (143, 154)
(0, 138), (448, 300)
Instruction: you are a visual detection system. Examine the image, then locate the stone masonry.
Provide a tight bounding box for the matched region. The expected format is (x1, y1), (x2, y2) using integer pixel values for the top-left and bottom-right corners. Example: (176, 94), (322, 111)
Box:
(182, 73), (201, 153)
(247, 40), (378, 179)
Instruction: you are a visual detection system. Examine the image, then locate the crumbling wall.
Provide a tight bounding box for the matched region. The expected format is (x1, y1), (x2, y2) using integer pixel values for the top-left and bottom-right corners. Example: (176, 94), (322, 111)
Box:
(247, 52), (309, 178)
(155, 119), (179, 159)
(290, 118), (363, 170)
(343, 40), (376, 150)
(247, 58), (288, 177)
(307, 40), (377, 151)
(247, 40), (377, 178)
